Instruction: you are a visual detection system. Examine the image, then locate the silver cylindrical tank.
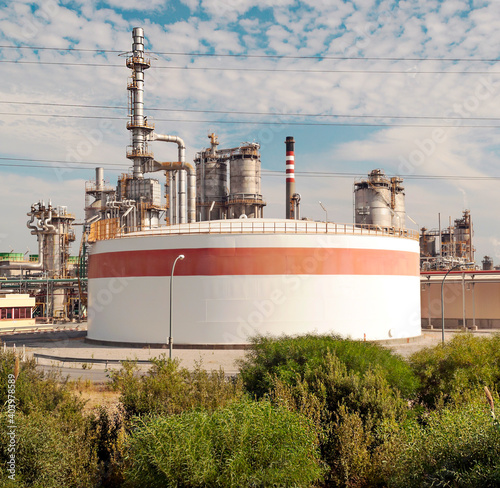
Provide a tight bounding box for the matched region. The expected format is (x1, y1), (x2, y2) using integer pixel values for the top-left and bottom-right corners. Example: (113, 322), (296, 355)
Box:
(228, 144), (264, 218)
(96, 167), (104, 192)
(196, 152), (227, 221)
(354, 170), (392, 227)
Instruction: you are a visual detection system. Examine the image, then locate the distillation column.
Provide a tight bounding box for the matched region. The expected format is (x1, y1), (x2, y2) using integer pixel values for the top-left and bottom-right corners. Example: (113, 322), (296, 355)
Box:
(126, 27), (154, 179)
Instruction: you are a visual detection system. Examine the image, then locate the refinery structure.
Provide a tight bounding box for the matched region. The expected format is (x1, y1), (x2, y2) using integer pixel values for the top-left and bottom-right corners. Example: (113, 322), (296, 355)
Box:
(5, 27), (498, 342)
(82, 28), (421, 346)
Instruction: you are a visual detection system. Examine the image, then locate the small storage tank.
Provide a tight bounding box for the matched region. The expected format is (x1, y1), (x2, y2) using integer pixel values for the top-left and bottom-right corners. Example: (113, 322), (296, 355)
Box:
(195, 135), (228, 221)
(419, 228), (436, 257)
(227, 143), (265, 218)
(354, 170), (392, 227)
(482, 256), (493, 270)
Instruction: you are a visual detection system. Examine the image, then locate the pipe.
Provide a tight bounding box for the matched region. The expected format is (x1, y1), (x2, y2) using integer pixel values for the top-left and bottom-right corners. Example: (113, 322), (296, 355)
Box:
(172, 172), (177, 224)
(27, 208), (38, 234)
(43, 209), (55, 233)
(154, 161), (196, 223)
(148, 132), (196, 224)
(285, 136), (295, 219)
(0, 236), (44, 271)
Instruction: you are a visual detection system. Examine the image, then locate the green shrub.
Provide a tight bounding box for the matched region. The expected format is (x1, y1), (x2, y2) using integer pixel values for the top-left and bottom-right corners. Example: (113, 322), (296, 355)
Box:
(0, 409), (99, 488)
(0, 350), (82, 416)
(384, 390), (500, 488)
(410, 334), (500, 408)
(124, 399), (325, 488)
(271, 353), (408, 487)
(239, 334), (419, 399)
(88, 405), (127, 488)
(108, 356), (244, 418)
(238, 335), (418, 487)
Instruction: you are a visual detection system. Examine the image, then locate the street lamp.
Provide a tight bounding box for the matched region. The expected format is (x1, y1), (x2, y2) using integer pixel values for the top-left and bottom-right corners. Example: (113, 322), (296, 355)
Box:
(169, 254), (185, 359)
(407, 214), (419, 236)
(319, 201), (328, 231)
(441, 264), (461, 343)
(208, 201), (215, 223)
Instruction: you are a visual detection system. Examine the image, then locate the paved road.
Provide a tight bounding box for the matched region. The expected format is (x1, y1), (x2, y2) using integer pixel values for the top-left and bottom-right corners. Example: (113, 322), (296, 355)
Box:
(3, 328), (499, 382)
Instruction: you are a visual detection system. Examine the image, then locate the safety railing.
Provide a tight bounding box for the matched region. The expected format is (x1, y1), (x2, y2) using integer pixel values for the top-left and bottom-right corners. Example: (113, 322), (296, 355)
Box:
(89, 219), (419, 242)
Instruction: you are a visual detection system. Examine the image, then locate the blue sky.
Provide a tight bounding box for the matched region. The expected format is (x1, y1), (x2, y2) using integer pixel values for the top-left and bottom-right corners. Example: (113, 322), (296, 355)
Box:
(1, 0), (500, 263)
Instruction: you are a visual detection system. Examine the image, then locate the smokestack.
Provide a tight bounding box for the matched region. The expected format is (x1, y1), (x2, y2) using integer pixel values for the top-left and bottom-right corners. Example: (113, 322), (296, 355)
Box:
(285, 136), (295, 219)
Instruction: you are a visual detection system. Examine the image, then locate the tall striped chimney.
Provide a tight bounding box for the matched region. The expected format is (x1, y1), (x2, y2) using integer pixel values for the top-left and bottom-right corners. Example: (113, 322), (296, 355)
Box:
(285, 136), (295, 219)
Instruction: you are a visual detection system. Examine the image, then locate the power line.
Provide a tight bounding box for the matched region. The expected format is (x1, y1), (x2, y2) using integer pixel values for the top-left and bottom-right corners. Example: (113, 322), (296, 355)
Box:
(1, 44), (500, 63)
(2, 111), (500, 128)
(1, 157), (499, 181)
(2, 100), (500, 121)
(1, 59), (499, 74)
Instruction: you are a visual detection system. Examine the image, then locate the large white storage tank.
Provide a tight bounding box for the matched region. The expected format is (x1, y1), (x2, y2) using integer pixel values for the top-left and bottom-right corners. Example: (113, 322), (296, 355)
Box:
(86, 219), (420, 346)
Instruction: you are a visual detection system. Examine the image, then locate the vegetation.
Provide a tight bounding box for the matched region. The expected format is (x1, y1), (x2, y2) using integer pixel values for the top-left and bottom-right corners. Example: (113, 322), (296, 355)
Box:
(239, 334), (419, 398)
(383, 391), (500, 488)
(124, 399), (325, 488)
(410, 333), (500, 408)
(108, 356), (244, 418)
(0, 333), (499, 487)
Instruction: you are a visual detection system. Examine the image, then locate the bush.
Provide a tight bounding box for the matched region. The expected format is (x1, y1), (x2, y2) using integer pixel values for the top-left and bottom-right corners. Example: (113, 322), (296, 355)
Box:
(410, 334), (500, 408)
(243, 336), (413, 487)
(124, 399), (325, 488)
(108, 356), (244, 418)
(0, 409), (99, 488)
(384, 390), (500, 488)
(239, 334), (419, 399)
(271, 353), (408, 487)
(0, 350), (83, 416)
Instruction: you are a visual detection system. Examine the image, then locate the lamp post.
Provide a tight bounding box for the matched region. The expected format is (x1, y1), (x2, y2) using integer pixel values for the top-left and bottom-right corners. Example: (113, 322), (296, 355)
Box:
(319, 201), (328, 231)
(169, 254), (185, 359)
(441, 264), (461, 343)
(208, 201), (215, 223)
(407, 214), (419, 236)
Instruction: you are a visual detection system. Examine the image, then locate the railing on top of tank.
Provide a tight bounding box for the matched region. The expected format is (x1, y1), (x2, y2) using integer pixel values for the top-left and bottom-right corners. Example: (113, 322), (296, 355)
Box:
(88, 219), (419, 242)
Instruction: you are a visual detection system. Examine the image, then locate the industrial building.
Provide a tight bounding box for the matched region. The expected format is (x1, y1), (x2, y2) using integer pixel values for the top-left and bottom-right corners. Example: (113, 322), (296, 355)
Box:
(421, 270), (500, 329)
(354, 169), (405, 230)
(420, 210), (474, 270)
(84, 28), (421, 346)
(0, 202), (83, 322)
(0, 294), (35, 330)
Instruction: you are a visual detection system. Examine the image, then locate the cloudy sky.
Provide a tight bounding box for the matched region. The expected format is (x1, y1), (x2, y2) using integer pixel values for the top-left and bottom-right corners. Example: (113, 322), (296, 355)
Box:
(1, 0), (499, 263)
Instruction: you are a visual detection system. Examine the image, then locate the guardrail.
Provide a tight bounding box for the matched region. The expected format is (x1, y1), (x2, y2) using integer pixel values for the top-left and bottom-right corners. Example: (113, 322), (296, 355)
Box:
(89, 219), (419, 242)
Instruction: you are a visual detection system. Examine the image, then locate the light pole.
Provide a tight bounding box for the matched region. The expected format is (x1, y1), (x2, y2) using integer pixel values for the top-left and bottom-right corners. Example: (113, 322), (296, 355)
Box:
(169, 254), (185, 359)
(407, 214), (419, 236)
(208, 201), (215, 223)
(319, 201), (328, 231)
(441, 264), (461, 343)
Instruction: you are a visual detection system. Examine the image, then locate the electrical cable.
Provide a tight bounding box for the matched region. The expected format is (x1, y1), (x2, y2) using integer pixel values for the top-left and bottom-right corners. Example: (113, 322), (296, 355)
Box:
(1, 59), (499, 74)
(1, 44), (500, 63)
(1, 100), (500, 121)
(2, 111), (500, 128)
(1, 157), (499, 180)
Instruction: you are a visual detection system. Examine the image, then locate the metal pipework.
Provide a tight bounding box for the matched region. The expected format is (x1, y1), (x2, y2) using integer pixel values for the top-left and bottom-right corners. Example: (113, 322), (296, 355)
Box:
(154, 160), (196, 224)
(148, 133), (195, 224)
(285, 136), (296, 219)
